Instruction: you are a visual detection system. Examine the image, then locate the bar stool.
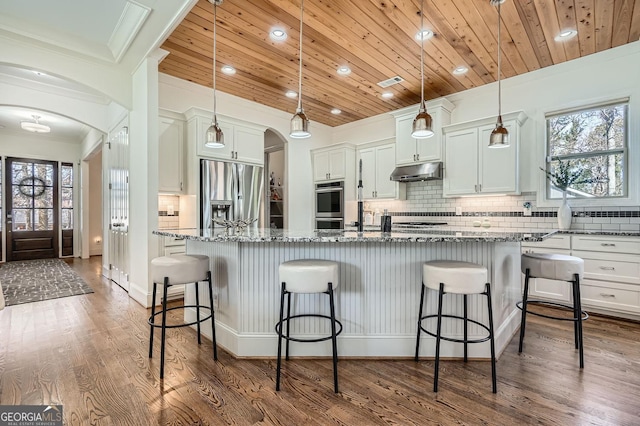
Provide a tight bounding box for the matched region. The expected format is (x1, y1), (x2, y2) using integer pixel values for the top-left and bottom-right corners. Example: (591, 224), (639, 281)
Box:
(519, 253), (587, 368)
(149, 254), (218, 379)
(415, 260), (497, 393)
(275, 259), (343, 393)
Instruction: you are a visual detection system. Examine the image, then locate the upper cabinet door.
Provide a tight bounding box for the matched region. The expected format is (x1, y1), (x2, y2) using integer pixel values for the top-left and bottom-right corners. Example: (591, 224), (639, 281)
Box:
(313, 151), (330, 181)
(358, 148), (377, 199)
(479, 121), (518, 194)
(328, 149), (346, 179)
(443, 128), (478, 196)
(197, 119), (234, 160)
(234, 126), (264, 165)
(159, 117), (184, 193)
(374, 144), (398, 199)
(395, 115), (418, 165)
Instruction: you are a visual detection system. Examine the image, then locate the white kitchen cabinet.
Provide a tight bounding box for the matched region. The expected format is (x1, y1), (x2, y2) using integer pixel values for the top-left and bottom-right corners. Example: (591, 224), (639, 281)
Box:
(390, 98), (455, 166)
(312, 145), (353, 182)
(159, 114), (185, 193)
(188, 109), (266, 166)
(572, 235), (640, 317)
(443, 111), (527, 197)
(521, 235), (572, 303)
(357, 142), (405, 200)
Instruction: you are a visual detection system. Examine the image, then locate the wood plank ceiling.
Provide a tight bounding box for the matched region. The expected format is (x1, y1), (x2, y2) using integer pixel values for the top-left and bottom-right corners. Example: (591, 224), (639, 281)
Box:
(160, 0), (640, 127)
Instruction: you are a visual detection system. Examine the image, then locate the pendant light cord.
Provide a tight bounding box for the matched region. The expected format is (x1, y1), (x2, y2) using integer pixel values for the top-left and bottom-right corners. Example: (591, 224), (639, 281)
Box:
(419, 0), (425, 110)
(297, 0), (304, 112)
(213, 2), (218, 123)
(497, 2), (502, 119)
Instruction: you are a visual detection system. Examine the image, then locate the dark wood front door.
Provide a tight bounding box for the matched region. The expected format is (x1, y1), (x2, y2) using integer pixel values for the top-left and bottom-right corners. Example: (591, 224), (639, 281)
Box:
(5, 157), (59, 261)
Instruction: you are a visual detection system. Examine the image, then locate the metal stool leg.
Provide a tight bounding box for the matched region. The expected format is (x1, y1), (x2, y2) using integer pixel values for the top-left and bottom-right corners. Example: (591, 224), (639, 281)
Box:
(207, 271), (218, 360)
(575, 274), (584, 368)
(160, 277), (169, 380)
(149, 281), (158, 358)
(519, 269), (531, 353)
(463, 294), (468, 363)
(572, 276), (579, 349)
(285, 292), (292, 360)
(433, 283), (445, 392)
(415, 282), (426, 361)
(486, 283), (497, 394)
(195, 280), (202, 345)
(328, 282), (339, 393)
(275, 282), (286, 391)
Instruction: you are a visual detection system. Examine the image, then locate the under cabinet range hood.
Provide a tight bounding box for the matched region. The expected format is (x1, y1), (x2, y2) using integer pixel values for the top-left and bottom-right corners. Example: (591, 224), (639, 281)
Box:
(390, 162), (443, 182)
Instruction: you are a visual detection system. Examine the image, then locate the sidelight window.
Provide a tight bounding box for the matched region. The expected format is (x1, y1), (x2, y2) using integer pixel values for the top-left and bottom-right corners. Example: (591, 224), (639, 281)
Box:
(545, 101), (627, 200)
(61, 163), (73, 230)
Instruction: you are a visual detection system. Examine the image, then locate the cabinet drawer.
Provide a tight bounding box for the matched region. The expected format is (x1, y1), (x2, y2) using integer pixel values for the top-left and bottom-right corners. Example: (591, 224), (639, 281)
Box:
(581, 283), (640, 313)
(522, 235), (570, 250)
(583, 258), (640, 284)
(164, 236), (186, 247)
(572, 236), (640, 254)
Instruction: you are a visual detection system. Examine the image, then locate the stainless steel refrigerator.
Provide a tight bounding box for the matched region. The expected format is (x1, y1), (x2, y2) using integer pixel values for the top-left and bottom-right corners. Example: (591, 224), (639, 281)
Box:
(201, 159), (264, 229)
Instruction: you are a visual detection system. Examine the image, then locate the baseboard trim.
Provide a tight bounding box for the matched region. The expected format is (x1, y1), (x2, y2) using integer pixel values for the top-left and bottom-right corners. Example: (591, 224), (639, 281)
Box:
(129, 281), (150, 308)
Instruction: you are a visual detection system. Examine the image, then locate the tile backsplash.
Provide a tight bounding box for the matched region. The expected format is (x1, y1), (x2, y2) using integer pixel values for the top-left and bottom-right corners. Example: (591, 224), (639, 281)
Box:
(158, 195), (180, 229)
(365, 181), (640, 232)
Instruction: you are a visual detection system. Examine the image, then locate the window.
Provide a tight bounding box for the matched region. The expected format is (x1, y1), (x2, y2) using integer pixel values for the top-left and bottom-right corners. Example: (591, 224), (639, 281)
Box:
(545, 101), (627, 199)
(61, 163), (73, 230)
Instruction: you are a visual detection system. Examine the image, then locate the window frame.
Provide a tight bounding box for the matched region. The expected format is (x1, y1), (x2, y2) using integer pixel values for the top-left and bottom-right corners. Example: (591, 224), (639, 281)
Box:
(538, 97), (637, 208)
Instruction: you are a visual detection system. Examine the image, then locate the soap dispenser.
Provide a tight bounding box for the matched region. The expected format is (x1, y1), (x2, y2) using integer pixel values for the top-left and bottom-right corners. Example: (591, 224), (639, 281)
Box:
(373, 209), (382, 226)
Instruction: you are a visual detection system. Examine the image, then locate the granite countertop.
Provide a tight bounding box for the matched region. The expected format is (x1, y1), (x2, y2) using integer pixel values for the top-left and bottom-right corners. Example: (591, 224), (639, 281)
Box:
(154, 227), (558, 243)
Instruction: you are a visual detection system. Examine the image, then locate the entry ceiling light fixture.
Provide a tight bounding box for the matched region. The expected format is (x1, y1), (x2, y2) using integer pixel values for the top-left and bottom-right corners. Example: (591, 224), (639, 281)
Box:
(205, 0), (224, 148)
(489, 0), (509, 148)
(21, 115), (50, 133)
(411, 0), (434, 139)
(290, 0), (310, 139)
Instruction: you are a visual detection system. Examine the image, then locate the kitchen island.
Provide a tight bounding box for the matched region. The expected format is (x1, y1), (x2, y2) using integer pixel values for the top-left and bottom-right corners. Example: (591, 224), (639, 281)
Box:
(154, 228), (556, 359)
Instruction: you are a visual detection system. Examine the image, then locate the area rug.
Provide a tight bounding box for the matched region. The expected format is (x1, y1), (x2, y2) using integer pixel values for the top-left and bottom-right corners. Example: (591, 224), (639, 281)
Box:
(0, 259), (94, 307)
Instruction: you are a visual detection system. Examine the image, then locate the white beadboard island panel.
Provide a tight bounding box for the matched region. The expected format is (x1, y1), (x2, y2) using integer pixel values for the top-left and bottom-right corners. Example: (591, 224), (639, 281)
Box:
(157, 227), (545, 359)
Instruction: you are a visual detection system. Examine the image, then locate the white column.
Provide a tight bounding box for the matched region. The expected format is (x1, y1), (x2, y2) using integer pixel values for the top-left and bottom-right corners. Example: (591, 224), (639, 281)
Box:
(127, 49), (168, 307)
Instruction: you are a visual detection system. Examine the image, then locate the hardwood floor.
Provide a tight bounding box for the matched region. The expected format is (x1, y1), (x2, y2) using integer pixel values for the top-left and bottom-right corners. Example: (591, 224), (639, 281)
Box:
(1, 256), (639, 425)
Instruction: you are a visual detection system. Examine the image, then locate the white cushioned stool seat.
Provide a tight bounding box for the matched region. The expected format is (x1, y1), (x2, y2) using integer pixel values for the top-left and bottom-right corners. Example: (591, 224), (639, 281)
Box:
(279, 259), (339, 293)
(423, 260), (488, 294)
(151, 254), (209, 284)
(521, 253), (584, 281)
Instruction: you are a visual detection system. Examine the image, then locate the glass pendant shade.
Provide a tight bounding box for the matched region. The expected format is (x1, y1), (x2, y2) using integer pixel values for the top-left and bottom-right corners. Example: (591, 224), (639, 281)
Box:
(205, 120), (225, 148)
(489, 117), (509, 148)
(411, 107), (434, 139)
(290, 108), (310, 139)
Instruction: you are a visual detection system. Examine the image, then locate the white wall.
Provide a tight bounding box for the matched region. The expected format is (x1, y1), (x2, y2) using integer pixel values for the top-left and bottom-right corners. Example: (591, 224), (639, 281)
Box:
(0, 131), (81, 162)
(159, 74), (334, 231)
(88, 152), (102, 256)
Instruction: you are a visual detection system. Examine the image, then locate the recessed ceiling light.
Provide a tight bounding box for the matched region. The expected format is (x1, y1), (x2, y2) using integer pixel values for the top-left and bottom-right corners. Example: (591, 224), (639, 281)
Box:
(331, 108), (342, 114)
(221, 65), (236, 75)
(452, 65), (468, 75)
(554, 29), (577, 41)
(285, 90), (298, 98)
(337, 66), (351, 76)
(381, 92), (394, 99)
(270, 28), (287, 41)
(415, 29), (433, 41)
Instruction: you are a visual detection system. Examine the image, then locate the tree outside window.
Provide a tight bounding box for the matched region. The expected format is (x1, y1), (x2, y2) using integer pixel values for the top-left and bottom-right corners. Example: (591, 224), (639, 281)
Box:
(545, 102), (627, 199)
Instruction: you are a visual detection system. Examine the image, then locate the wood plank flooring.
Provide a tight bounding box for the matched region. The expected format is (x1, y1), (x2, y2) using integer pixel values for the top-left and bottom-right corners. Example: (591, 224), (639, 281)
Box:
(1, 256), (639, 425)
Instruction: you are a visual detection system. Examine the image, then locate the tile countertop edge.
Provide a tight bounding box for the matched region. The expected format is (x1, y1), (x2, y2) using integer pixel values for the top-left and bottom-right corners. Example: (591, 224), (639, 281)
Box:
(153, 228), (559, 243)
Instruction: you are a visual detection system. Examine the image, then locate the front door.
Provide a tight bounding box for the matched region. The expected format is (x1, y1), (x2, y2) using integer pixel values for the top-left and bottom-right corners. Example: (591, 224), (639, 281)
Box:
(5, 157), (59, 261)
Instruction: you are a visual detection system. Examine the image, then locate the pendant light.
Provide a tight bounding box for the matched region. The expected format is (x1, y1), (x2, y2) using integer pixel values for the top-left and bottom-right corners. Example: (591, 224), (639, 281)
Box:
(489, 0), (509, 148)
(290, 0), (310, 139)
(411, 0), (433, 139)
(205, 0), (224, 148)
